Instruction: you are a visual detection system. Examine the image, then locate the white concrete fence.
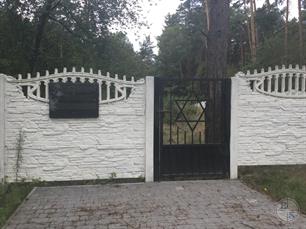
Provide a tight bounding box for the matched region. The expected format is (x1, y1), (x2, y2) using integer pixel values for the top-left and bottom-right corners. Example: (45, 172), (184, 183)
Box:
(0, 68), (154, 183)
(231, 65), (306, 178)
(0, 65), (306, 182)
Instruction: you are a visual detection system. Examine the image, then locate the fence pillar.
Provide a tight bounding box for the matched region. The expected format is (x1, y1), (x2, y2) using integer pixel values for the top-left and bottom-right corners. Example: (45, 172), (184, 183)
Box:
(230, 76), (240, 179)
(145, 76), (154, 182)
(0, 75), (6, 182)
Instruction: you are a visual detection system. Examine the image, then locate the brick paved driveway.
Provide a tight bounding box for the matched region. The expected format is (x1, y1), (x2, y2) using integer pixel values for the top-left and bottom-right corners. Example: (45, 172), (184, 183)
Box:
(5, 180), (306, 229)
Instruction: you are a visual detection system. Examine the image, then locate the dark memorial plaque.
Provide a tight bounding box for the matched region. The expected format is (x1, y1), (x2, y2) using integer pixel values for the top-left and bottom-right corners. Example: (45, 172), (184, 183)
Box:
(49, 81), (99, 118)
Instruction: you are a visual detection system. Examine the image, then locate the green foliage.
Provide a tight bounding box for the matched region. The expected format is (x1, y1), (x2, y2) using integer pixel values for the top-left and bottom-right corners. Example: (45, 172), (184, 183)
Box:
(1, 0), (306, 78)
(228, 6), (249, 69)
(0, 9), (33, 75)
(158, 0), (306, 77)
(0, 0), (153, 77)
(157, 25), (190, 77)
(157, 0), (205, 78)
(256, 3), (283, 39)
(228, 1), (306, 71)
(139, 36), (155, 65)
(138, 36), (156, 75)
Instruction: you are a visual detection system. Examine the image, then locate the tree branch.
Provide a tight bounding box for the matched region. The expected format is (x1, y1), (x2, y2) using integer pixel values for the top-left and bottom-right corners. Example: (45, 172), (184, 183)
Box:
(51, 0), (62, 10)
(48, 15), (74, 35)
(201, 31), (208, 38)
(48, 15), (96, 44)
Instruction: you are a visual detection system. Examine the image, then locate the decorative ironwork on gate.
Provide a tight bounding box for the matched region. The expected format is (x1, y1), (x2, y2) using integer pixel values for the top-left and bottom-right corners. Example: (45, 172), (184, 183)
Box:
(6, 67), (143, 104)
(161, 80), (208, 145)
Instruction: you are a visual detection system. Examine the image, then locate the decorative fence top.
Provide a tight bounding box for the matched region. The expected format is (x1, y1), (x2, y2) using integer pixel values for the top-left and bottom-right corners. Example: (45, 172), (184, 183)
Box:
(5, 67), (144, 104)
(237, 64), (306, 98)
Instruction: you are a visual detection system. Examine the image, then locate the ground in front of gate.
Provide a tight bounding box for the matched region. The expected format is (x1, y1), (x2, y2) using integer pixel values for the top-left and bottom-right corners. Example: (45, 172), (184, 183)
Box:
(4, 180), (306, 229)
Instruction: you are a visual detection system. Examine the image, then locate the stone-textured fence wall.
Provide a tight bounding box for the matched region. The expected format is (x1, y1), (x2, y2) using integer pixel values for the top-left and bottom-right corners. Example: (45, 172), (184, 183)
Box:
(231, 65), (306, 178)
(0, 69), (154, 182)
(2, 65), (306, 182)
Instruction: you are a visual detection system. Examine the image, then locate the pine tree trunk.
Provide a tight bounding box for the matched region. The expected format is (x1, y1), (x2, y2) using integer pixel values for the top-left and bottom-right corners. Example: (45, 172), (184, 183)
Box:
(250, 0), (257, 64)
(284, 0), (289, 64)
(205, 0), (230, 79)
(298, 0), (304, 65)
(244, 0), (253, 61)
(203, 0), (229, 143)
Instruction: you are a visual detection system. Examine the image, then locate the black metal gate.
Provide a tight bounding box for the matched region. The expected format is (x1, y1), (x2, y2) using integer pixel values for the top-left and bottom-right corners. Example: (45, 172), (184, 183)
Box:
(154, 78), (231, 181)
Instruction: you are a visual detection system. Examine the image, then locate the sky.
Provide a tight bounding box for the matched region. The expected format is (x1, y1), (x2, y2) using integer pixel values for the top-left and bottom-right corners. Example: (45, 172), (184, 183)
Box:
(127, 0), (299, 53)
(127, 0), (182, 53)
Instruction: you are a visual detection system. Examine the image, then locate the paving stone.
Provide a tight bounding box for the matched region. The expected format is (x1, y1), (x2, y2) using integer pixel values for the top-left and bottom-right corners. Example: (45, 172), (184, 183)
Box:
(4, 180), (306, 228)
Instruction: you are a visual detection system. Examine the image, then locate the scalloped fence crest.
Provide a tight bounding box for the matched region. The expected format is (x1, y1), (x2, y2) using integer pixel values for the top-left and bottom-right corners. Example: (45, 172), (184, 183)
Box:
(6, 67), (144, 104)
(238, 64), (306, 98)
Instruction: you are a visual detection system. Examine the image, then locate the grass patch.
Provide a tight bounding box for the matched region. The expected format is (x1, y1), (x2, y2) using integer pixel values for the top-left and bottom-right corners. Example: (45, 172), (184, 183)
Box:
(0, 182), (34, 228)
(239, 165), (306, 214)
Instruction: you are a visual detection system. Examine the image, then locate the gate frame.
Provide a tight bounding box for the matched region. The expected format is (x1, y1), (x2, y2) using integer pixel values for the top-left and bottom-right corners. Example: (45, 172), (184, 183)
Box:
(230, 76), (239, 179)
(145, 76), (155, 182)
(0, 75), (5, 182)
(153, 77), (233, 181)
